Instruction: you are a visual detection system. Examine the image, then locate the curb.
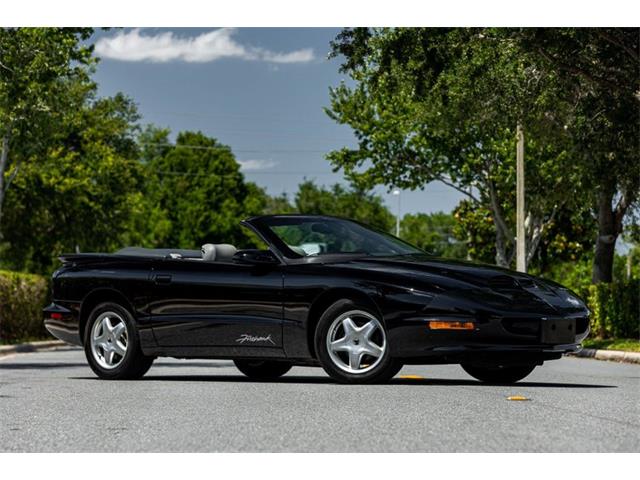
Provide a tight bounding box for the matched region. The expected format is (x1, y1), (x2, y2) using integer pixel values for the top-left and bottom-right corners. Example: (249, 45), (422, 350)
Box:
(0, 340), (67, 357)
(568, 348), (640, 365)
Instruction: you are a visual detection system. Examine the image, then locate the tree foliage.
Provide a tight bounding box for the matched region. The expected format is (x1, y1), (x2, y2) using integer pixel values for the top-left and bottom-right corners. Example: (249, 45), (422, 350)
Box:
(141, 129), (268, 250)
(326, 28), (583, 269)
(0, 28), (96, 238)
(0, 93), (145, 273)
(509, 28), (639, 282)
(265, 180), (395, 232)
(400, 212), (467, 258)
(326, 28), (639, 281)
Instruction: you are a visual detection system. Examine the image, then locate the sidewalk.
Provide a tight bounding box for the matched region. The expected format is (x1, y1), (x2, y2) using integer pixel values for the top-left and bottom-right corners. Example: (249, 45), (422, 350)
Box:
(569, 348), (640, 365)
(0, 339), (67, 357)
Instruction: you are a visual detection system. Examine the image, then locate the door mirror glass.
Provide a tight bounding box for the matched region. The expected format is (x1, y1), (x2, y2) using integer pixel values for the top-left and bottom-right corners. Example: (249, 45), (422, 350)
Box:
(232, 249), (279, 265)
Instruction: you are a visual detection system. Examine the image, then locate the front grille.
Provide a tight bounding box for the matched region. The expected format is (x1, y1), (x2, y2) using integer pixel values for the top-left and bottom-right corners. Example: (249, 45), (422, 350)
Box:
(502, 318), (540, 336)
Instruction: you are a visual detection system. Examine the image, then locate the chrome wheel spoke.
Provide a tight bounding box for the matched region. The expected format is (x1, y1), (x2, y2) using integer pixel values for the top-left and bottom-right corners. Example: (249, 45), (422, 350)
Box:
(112, 322), (126, 340)
(113, 340), (127, 357)
(102, 316), (114, 333)
(341, 317), (358, 336)
(360, 320), (377, 339)
(348, 349), (362, 370)
(104, 348), (115, 365)
(330, 336), (351, 353)
(362, 340), (384, 358)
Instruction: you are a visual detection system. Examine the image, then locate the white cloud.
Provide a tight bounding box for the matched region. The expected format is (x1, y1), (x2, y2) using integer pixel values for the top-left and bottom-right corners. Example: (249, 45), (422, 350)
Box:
(238, 159), (277, 171)
(95, 28), (314, 64)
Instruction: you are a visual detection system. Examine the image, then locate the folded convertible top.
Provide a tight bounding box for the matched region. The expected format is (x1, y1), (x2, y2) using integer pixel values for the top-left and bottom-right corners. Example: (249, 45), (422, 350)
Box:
(115, 247), (201, 258)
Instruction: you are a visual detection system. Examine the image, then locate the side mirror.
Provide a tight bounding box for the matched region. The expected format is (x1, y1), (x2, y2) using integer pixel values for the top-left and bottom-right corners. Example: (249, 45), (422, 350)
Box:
(232, 249), (279, 266)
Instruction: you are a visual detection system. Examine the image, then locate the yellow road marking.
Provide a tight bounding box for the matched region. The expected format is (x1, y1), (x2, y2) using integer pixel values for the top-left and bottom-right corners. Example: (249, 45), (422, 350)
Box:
(507, 395), (530, 401)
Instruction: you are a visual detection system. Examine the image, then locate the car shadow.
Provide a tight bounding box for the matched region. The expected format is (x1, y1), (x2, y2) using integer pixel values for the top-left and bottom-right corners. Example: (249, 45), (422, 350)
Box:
(69, 374), (617, 388)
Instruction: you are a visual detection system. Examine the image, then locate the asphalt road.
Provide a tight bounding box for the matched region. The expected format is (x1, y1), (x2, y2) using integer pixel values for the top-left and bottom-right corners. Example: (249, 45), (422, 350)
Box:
(1, 347), (638, 452)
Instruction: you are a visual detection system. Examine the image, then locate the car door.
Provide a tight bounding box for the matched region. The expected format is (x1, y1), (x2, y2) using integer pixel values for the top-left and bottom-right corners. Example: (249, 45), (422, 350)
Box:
(148, 257), (284, 356)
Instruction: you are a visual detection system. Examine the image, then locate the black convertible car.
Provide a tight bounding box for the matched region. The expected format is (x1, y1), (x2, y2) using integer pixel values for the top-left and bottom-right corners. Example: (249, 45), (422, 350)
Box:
(44, 214), (589, 384)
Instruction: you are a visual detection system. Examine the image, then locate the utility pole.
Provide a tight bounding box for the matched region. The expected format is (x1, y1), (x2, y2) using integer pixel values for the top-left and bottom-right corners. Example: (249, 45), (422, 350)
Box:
(516, 124), (526, 273)
(392, 189), (401, 237)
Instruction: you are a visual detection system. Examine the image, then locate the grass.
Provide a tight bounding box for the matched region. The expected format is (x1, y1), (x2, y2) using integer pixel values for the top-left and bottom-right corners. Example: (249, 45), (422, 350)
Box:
(583, 338), (640, 352)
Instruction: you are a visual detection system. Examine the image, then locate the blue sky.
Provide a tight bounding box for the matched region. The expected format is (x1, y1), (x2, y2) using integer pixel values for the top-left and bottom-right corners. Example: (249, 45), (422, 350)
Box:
(91, 28), (463, 215)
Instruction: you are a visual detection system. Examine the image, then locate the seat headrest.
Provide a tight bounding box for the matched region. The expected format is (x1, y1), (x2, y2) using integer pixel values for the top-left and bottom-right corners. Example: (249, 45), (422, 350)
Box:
(201, 243), (216, 261)
(214, 244), (237, 262)
(201, 244), (238, 262)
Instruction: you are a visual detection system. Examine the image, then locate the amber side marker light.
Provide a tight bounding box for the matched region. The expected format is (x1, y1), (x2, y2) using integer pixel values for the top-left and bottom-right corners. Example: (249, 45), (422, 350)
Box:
(428, 321), (475, 330)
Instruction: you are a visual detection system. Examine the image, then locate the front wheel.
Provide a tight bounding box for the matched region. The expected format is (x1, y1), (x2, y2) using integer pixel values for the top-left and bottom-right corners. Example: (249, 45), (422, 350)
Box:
(84, 302), (154, 380)
(234, 360), (293, 379)
(461, 363), (536, 384)
(315, 299), (402, 384)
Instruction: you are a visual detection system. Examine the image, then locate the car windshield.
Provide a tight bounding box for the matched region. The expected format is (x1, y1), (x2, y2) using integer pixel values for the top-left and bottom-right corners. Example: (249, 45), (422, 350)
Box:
(261, 217), (424, 258)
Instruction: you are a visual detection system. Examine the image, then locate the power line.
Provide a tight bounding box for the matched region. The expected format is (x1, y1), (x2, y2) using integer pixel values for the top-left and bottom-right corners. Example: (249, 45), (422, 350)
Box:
(139, 142), (330, 154)
(146, 109), (348, 129)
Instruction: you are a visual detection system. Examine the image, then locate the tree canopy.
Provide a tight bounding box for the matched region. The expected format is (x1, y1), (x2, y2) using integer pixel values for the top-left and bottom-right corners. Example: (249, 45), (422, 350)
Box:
(326, 28), (639, 280)
(265, 180), (395, 232)
(140, 129), (268, 250)
(0, 28), (96, 239)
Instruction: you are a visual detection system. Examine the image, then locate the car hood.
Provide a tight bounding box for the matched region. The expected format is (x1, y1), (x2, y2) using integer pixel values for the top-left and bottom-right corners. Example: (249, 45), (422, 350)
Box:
(344, 255), (587, 315)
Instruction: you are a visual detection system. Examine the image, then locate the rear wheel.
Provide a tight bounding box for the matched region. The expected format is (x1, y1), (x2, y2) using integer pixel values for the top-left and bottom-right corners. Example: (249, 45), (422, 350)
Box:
(84, 302), (154, 380)
(315, 299), (402, 384)
(234, 360), (292, 379)
(461, 363), (536, 384)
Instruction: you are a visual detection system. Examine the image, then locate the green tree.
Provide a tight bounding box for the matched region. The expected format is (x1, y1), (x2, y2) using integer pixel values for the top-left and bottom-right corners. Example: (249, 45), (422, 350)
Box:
(0, 93), (145, 273)
(509, 28), (639, 283)
(276, 180), (395, 232)
(141, 130), (267, 249)
(326, 28), (580, 270)
(0, 28), (95, 240)
(400, 212), (467, 258)
(452, 199), (596, 271)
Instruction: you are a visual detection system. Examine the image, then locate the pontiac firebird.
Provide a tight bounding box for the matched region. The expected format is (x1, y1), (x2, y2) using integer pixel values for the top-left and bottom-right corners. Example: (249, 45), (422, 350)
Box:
(43, 214), (589, 384)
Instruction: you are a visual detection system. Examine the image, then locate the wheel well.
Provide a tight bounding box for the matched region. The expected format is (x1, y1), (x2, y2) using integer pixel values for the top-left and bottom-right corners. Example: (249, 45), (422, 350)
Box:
(306, 288), (381, 359)
(79, 289), (134, 344)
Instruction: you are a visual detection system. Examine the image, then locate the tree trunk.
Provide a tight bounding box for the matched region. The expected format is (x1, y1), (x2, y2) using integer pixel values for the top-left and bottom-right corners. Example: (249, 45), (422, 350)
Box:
(592, 186), (617, 283)
(0, 133), (10, 239)
(486, 178), (513, 268)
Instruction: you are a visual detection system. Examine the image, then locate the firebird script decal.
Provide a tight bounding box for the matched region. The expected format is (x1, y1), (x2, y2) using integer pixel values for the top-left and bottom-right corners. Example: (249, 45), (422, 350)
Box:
(236, 334), (276, 345)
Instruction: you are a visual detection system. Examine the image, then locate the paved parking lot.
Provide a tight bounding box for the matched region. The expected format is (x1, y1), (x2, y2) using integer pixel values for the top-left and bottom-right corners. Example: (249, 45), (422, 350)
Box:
(1, 347), (638, 452)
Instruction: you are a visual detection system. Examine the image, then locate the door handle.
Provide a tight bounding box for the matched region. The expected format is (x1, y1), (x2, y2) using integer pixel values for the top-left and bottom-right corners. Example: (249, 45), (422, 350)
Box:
(154, 274), (172, 285)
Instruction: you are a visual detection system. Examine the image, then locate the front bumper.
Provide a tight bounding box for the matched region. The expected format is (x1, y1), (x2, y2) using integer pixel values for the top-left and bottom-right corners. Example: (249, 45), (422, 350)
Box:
(388, 313), (589, 363)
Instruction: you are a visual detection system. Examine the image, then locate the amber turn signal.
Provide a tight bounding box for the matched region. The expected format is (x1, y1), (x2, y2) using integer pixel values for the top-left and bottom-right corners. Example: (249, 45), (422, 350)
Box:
(428, 321), (475, 330)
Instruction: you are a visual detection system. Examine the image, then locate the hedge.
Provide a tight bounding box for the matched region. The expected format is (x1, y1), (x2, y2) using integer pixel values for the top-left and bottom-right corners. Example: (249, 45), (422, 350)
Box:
(0, 270), (50, 343)
(585, 279), (640, 339)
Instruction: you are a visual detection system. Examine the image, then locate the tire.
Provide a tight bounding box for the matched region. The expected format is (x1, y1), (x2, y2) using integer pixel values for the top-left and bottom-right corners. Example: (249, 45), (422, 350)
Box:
(461, 363), (536, 384)
(234, 360), (293, 379)
(84, 302), (154, 380)
(314, 299), (401, 384)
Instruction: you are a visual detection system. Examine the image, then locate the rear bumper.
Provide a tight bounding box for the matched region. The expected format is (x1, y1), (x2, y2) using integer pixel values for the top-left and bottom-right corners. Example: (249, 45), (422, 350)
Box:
(43, 302), (82, 346)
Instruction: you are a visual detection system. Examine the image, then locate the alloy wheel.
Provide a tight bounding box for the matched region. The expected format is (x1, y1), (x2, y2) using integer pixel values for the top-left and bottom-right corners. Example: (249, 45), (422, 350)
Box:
(326, 310), (387, 374)
(90, 311), (128, 369)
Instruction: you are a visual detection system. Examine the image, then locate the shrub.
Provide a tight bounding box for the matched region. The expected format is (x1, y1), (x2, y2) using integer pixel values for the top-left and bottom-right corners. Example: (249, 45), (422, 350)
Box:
(0, 270), (50, 343)
(587, 279), (640, 339)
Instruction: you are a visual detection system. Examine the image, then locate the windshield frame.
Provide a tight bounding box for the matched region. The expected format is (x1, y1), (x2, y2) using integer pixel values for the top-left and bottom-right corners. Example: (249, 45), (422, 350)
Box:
(243, 214), (426, 264)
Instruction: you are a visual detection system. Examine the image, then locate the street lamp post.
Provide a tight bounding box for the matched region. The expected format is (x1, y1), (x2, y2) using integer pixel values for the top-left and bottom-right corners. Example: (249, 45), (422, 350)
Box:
(392, 189), (401, 237)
